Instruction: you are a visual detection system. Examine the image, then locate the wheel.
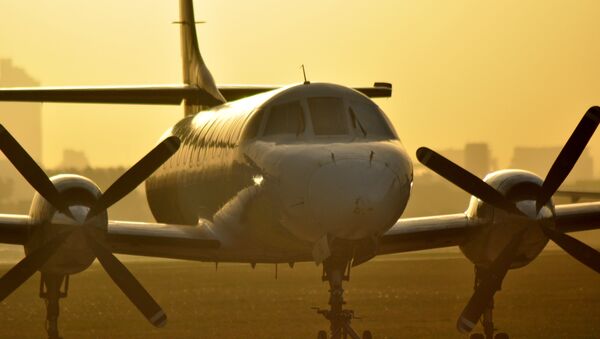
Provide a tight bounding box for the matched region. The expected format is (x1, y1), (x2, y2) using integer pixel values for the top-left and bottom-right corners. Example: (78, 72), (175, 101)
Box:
(495, 333), (509, 339)
(469, 334), (484, 339)
(317, 330), (328, 339)
(362, 330), (373, 339)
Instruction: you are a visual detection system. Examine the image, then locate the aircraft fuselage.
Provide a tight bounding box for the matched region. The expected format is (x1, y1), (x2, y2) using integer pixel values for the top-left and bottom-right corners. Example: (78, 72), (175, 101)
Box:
(145, 83), (413, 259)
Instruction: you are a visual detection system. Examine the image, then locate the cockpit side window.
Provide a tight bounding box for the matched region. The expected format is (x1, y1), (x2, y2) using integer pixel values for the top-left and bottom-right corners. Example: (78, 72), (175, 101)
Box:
(264, 101), (305, 136)
(242, 110), (263, 140)
(349, 100), (395, 139)
(308, 97), (348, 135)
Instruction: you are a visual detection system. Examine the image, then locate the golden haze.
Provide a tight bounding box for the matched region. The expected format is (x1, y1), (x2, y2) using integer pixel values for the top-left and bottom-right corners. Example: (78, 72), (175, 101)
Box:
(1, 0), (600, 170)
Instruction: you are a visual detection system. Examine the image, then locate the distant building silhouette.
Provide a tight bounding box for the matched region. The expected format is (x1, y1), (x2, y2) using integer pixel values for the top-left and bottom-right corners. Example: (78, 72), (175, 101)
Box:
(439, 143), (493, 178)
(57, 149), (90, 170)
(510, 146), (594, 182)
(0, 59), (42, 200)
(0, 59), (42, 163)
(465, 143), (491, 178)
(439, 148), (464, 168)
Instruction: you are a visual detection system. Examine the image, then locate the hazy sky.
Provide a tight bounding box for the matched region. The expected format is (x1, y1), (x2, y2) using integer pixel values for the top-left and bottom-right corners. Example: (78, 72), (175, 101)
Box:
(1, 1), (600, 172)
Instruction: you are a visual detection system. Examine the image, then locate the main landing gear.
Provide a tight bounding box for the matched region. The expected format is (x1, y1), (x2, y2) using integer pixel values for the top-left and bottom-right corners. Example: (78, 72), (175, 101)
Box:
(469, 267), (509, 339)
(40, 273), (69, 339)
(314, 253), (372, 339)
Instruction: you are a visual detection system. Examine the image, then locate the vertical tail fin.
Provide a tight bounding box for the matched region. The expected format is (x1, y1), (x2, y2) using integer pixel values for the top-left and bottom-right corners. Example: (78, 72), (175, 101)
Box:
(179, 0), (225, 114)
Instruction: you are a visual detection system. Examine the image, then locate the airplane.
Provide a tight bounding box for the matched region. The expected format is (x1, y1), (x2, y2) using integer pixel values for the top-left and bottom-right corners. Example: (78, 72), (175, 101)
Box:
(0, 1), (599, 339)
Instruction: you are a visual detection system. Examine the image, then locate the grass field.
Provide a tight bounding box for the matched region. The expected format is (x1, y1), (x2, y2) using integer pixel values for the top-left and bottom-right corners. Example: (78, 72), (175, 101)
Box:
(0, 250), (598, 339)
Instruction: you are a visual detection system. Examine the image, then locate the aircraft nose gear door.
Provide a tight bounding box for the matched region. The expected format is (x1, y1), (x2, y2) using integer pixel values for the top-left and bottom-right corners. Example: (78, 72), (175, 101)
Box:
(314, 251), (373, 339)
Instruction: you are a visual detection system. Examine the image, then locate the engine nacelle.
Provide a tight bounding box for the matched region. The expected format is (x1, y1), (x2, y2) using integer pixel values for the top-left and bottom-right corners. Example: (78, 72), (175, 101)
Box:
(460, 169), (553, 269)
(25, 174), (108, 275)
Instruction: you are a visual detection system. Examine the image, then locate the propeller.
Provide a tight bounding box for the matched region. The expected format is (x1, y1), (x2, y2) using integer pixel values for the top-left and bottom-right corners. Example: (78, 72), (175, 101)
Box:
(542, 226), (600, 274)
(536, 106), (600, 211)
(0, 230), (72, 302)
(416, 148), (524, 216)
(0, 128), (179, 327)
(416, 107), (600, 333)
(456, 229), (525, 333)
(84, 229), (167, 327)
(86, 136), (180, 221)
(0, 125), (73, 219)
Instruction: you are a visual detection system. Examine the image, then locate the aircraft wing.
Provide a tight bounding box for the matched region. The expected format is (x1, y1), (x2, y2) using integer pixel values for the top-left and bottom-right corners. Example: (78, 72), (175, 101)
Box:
(379, 202), (600, 255)
(1, 202), (599, 262)
(378, 213), (472, 255)
(553, 202), (600, 232)
(2, 202), (599, 261)
(0, 83), (392, 106)
(106, 220), (221, 260)
(0, 214), (32, 245)
(0, 215), (221, 259)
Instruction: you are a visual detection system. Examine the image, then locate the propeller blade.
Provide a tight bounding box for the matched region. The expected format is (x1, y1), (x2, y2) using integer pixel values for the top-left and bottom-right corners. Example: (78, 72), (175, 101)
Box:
(457, 230), (525, 333)
(0, 230), (72, 302)
(417, 147), (523, 216)
(86, 136), (180, 220)
(537, 106), (600, 211)
(0, 125), (73, 218)
(543, 226), (600, 274)
(84, 230), (167, 327)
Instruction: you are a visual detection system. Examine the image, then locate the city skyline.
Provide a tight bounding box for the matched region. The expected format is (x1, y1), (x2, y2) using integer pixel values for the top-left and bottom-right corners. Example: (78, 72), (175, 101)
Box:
(2, 56), (600, 184)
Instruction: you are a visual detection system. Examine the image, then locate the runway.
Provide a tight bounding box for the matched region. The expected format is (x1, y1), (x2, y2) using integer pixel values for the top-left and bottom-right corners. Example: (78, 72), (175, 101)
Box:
(0, 249), (598, 338)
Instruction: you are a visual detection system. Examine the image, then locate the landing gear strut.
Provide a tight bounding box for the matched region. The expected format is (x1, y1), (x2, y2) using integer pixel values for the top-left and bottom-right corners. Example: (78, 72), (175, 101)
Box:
(469, 267), (508, 339)
(40, 273), (69, 339)
(314, 253), (372, 339)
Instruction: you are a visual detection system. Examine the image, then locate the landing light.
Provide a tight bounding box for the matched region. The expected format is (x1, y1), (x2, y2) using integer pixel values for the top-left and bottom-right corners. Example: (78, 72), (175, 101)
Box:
(253, 175), (264, 186)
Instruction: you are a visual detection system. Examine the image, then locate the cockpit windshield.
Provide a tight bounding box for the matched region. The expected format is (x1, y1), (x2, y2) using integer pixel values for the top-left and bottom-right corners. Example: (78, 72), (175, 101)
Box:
(244, 87), (397, 141)
(308, 97), (348, 135)
(263, 101), (305, 136)
(348, 100), (395, 139)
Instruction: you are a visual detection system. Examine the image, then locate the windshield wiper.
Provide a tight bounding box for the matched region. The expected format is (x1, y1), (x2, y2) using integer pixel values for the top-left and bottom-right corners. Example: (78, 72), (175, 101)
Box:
(349, 107), (367, 137)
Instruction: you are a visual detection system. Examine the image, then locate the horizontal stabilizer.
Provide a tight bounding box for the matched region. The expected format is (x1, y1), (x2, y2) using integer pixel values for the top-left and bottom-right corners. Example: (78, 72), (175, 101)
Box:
(555, 190), (600, 202)
(0, 84), (223, 106)
(219, 82), (393, 101)
(0, 82), (392, 106)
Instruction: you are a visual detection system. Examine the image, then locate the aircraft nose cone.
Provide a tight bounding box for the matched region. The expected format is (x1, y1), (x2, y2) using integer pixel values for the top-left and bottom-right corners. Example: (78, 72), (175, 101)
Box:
(308, 159), (406, 239)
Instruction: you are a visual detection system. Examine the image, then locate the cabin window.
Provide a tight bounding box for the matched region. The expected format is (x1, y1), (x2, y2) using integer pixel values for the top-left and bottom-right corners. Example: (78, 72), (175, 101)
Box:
(349, 100), (395, 139)
(308, 97), (348, 135)
(264, 101), (305, 136)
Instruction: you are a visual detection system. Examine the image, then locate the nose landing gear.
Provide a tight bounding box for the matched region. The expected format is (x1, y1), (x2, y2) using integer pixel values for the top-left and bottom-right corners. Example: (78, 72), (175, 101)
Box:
(314, 253), (372, 339)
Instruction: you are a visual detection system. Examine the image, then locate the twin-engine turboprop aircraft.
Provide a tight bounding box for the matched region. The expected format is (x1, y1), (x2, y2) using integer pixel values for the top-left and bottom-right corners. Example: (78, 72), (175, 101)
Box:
(0, 1), (599, 339)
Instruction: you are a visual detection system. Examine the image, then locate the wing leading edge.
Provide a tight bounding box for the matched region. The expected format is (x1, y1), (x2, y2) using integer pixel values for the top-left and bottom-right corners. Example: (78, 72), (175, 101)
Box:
(0, 202), (597, 262)
(0, 214), (31, 245)
(379, 201), (600, 255)
(107, 219), (221, 261)
(0, 215), (220, 259)
(379, 213), (472, 255)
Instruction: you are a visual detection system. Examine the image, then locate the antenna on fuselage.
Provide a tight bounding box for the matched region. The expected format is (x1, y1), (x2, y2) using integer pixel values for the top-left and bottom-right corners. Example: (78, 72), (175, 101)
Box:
(172, 20), (206, 24)
(301, 64), (310, 85)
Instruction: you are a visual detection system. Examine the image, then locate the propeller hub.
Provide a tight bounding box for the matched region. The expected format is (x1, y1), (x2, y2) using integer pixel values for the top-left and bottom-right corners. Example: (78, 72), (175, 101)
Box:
(461, 170), (554, 269)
